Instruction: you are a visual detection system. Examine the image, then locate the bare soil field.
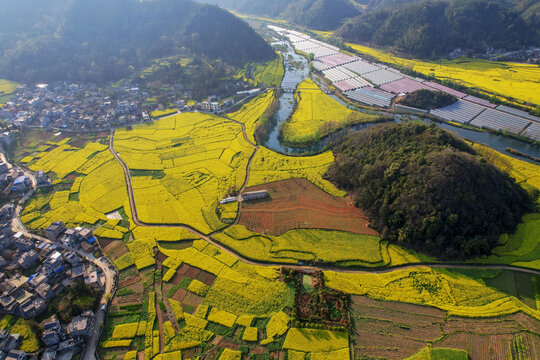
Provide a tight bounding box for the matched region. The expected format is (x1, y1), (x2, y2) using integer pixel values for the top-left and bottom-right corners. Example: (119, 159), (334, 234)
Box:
(238, 179), (377, 236)
(351, 296), (540, 360)
(166, 263), (217, 312)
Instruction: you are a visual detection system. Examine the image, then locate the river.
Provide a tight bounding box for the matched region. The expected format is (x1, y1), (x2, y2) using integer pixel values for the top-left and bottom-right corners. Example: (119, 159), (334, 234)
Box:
(264, 40), (540, 163)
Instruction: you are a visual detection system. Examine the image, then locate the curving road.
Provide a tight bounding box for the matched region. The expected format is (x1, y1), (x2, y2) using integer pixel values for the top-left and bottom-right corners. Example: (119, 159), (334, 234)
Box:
(108, 115), (540, 276)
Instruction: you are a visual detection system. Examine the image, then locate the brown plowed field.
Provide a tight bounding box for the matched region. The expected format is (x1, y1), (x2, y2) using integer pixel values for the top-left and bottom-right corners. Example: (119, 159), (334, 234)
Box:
(238, 179), (377, 236)
(351, 296), (540, 360)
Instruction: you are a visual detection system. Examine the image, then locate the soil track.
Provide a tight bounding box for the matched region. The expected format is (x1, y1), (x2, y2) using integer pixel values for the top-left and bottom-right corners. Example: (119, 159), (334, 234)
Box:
(238, 179), (377, 236)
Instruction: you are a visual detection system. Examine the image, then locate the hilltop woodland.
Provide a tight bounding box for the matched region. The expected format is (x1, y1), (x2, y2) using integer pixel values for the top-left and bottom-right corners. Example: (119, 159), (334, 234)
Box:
(0, 0), (275, 83)
(398, 89), (457, 110)
(336, 0), (539, 58)
(327, 123), (535, 259)
(197, 0), (360, 30)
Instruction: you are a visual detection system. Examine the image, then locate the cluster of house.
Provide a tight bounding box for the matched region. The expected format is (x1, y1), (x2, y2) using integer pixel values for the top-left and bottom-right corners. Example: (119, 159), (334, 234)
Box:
(0, 162), (22, 192)
(195, 95), (236, 113)
(0, 222), (101, 321)
(0, 83), (147, 131)
(40, 311), (95, 360)
(0, 329), (26, 360)
(449, 46), (540, 63)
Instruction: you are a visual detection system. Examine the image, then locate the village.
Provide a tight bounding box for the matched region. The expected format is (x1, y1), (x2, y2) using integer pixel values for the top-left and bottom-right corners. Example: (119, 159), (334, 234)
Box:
(0, 80), (261, 133)
(0, 155), (115, 360)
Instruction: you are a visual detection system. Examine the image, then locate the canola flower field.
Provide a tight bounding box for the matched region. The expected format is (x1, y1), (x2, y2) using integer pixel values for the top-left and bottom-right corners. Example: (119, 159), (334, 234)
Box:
(114, 112), (255, 233)
(281, 79), (381, 145)
(347, 43), (540, 106)
(13, 99), (540, 359)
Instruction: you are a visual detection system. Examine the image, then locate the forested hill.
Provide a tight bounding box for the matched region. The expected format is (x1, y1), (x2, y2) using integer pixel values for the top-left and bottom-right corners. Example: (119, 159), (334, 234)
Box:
(327, 123), (534, 259)
(196, 0), (360, 31)
(336, 0), (539, 58)
(0, 0), (275, 83)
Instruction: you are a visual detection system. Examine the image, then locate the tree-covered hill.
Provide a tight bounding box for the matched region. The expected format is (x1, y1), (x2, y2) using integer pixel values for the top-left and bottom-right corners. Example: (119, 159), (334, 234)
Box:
(0, 0), (275, 83)
(397, 90), (457, 110)
(336, 0), (539, 58)
(327, 123), (534, 259)
(196, 0), (360, 31)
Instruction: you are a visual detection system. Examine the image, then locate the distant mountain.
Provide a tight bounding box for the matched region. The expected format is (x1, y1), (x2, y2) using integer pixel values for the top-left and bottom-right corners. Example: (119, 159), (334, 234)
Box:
(284, 0), (360, 31)
(336, 0), (539, 58)
(0, 0), (275, 83)
(196, 0), (360, 30)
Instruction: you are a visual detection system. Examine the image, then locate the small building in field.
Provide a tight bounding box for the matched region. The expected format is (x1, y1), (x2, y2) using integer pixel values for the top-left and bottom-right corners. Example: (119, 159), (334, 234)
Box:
(219, 197), (237, 205)
(240, 190), (268, 202)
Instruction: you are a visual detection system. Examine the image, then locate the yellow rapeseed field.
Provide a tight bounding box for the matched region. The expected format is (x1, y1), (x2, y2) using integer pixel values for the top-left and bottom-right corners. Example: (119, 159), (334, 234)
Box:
(347, 43), (540, 106)
(228, 90), (275, 144)
(324, 267), (540, 320)
(248, 146), (346, 197)
(282, 79), (379, 144)
(115, 112), (255, 233)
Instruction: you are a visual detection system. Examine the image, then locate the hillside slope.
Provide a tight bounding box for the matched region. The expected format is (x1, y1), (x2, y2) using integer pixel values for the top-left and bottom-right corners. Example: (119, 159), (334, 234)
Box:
(197, 0), (359, 30)
(327, 123), (534, 259)
(336, 0), (538, 57)
(0, 0), (275, 83)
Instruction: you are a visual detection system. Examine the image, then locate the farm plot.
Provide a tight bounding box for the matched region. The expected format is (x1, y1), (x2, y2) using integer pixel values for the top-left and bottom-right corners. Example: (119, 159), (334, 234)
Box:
(351, 295), (539, 360)
(248, 146), (345, 197)
(281, 79), (381, 145)
(228, 90), (275, 144)
(347, 43), (540, 106)
(238, 179), (376, 236)
(380, 77), (432, 94)
(114, 113), (255, 233)
(430, 99), (486, 124)
(469, 108), (531, 135)
(19, 134), (131, 231)
(325, 267), (540, 320)
(346, 87), (395, 107)
(0, 79), (17, 105)
(468, 144), (540, 270)
(522, 122), (540, 142)
(248, 54), (285, 88)
(214, 225), (384, 266)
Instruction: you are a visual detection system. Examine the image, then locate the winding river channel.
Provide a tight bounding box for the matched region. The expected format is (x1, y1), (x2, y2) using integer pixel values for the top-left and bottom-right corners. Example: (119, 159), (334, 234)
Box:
(264, 40), (540, 162)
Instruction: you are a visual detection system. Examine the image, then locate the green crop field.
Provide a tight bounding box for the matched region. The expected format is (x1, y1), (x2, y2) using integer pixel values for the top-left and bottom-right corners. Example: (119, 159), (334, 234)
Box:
(13, 97), (540, 359)
(281, 79), (381, 145)
(237, 53), (284, 88)
(0, 79), (17, 105)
